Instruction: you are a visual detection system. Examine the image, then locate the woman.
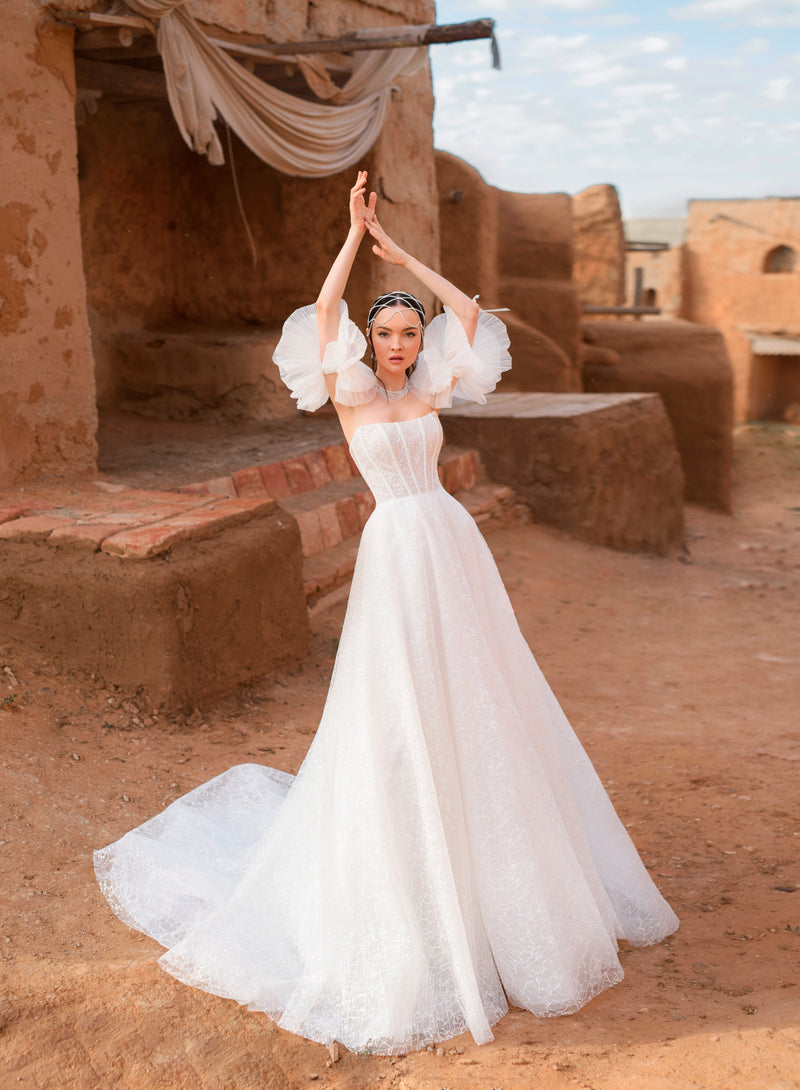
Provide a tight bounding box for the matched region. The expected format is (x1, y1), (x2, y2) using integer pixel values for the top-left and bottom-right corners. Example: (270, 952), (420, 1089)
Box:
(95, 172), (678, 1056)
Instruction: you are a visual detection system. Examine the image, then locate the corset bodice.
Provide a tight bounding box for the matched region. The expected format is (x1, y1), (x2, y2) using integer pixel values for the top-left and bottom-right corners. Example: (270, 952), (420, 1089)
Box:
(347, 413), (444, 504)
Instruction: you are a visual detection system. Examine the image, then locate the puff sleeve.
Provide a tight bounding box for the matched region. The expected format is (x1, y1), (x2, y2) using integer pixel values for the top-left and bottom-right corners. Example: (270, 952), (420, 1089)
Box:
(273, 301), (378, 411)
(408, 307), (511, 409)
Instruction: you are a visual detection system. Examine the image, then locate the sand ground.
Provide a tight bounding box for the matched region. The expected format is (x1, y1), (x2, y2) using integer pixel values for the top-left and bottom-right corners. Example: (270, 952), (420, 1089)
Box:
(1, 423), (798, 1089)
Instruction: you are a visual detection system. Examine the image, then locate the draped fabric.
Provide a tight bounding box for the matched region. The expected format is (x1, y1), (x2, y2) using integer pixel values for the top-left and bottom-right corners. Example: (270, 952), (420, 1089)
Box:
(124, 0), (427, 175)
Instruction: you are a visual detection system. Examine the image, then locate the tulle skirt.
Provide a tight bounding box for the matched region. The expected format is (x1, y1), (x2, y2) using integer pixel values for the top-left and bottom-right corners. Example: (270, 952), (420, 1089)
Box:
(95, 488), (678, 1054)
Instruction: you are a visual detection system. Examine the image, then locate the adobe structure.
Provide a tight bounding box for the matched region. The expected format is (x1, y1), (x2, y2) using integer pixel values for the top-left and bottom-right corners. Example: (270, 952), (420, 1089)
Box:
(624, 199), (800, 423)
(1, 0), (451, 483)
(0, 0), (691, 703)
(573, 187), (734, 511)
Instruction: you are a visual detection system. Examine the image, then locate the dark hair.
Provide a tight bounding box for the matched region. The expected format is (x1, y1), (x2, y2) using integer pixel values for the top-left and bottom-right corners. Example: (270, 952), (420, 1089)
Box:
(366, 291), (426, 333)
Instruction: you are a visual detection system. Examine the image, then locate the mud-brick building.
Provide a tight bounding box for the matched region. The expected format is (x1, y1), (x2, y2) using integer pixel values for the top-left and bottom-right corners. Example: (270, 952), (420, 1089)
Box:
(625, 199), (800, 423)
(682, 198), (800, 423)
(0, 0), (445, 485)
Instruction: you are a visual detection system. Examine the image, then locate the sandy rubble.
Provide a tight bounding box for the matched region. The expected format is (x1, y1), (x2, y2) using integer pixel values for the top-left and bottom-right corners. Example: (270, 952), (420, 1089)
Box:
(1, 423), (799, 1089)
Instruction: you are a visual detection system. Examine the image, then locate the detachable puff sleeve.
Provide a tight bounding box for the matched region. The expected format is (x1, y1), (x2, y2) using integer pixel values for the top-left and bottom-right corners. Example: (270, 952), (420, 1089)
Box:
(272, 301), (378, 411)
(408, 307), (511, 409)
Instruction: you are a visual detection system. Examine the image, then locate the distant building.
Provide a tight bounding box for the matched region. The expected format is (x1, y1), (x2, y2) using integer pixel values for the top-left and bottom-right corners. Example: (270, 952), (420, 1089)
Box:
(625, 199), (800, 422)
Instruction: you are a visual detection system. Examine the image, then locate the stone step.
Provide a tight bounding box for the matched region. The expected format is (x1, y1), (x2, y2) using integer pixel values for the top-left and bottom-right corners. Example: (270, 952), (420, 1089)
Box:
(440, 391), (685, 554)
(303, 481), (524, 609)
(178, 440), (488, 561)
(0, 486), (306, 710)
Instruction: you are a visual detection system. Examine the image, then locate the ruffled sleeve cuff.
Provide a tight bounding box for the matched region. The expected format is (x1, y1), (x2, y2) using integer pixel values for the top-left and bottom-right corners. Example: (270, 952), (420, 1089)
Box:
(273, 301), (376, 411)
(408, 307), (511, 409)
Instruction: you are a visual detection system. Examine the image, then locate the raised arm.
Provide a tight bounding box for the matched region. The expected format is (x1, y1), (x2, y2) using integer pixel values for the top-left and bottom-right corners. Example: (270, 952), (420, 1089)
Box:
(365, 213), (480, 345)
(316, 171), (376, 357)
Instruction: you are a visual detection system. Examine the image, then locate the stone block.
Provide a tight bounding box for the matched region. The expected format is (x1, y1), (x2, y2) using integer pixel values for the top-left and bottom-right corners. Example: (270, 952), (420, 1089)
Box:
(355, 490), (376, 524)
(317, 505), (343, 551)
(0, 505), (307, 710)
(283, 457), (315, 494)
(303, 449), (332, 488)
(259, 461), (292, 499)
(322, 443), (353, 481)
(0, 514), (74, 543)
(205, 476), (237, 498)
(294, 508), (324, 558)
(100, 499), (274, 559)
(335, 495), (361, 540)
(441, 392), (684, 554)
(49, 522), (131, 553)
(231, 466), (268, 499)
(582, 319), (734, 510)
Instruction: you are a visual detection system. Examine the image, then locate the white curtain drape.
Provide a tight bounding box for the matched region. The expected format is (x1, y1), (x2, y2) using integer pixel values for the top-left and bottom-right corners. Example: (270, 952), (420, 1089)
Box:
(124, 0), (428, 176)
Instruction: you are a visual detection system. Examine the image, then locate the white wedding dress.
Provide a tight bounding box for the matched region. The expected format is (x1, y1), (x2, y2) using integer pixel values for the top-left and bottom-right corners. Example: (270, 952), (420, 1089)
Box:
(95, 304), (678, 1055)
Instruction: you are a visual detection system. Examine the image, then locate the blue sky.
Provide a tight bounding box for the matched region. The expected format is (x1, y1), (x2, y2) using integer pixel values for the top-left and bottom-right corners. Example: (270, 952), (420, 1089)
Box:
(430, 0), (800, 217)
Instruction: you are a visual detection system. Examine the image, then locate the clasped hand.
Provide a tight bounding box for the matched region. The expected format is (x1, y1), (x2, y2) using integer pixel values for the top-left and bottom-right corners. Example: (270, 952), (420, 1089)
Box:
(349, 170), (408, 268)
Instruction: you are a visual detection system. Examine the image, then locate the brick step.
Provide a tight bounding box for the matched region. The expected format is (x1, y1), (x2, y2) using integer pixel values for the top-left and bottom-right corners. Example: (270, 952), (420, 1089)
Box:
(304, 481), (525, 610)
(180, 440), (486, 561)
(280, 477), (374, 559)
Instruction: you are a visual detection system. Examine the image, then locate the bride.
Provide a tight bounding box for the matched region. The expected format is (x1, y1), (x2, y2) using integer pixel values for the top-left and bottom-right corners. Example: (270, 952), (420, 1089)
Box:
(94, 171), (678, 1056)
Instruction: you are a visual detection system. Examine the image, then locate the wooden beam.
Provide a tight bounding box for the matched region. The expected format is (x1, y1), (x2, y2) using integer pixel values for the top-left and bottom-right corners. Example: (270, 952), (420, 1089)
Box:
(66, 12), (495, 59)
(75, 35), (160, 61)
(75, 58), (167, 99)
(582, 305), (662, 316)
(626, 241), (670, 252)
(47, 7), (155, 35)
(268, 19), (496, 55)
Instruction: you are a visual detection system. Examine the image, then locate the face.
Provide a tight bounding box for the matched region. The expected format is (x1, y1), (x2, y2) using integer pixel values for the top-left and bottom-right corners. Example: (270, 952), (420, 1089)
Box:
(370, 305), (423, 377)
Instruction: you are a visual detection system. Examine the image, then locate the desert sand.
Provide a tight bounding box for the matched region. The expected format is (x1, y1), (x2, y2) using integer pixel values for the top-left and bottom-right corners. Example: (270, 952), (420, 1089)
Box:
(1, 423), (798, 1089)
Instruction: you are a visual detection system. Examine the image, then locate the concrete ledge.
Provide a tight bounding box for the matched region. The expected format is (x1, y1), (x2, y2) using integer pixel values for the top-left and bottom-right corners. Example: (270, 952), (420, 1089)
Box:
(0, 493), (307, 709)
(441, 392), (685, 554)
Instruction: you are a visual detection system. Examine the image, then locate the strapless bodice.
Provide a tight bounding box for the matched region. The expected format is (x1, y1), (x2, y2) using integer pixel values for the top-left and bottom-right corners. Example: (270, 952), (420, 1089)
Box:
(347, 413), (444, 504)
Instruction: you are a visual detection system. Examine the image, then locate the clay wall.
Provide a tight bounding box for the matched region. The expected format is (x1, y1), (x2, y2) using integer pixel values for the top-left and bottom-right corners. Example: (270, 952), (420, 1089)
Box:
(436, 151), (581, 392)
(572, 184), (625, 308)
(624, 247), (684, 318)
(76, 0), (438, 409)
(0, 2), (97, 485)
(682, 198), (800, 421)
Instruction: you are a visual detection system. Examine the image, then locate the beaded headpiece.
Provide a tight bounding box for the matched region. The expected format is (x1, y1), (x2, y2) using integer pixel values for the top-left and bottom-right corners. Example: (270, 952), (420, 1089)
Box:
(367, 291), (426, 333)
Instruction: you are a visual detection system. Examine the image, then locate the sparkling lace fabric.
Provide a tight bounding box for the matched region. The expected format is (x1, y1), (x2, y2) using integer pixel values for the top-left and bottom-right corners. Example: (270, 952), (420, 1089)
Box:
(95, 412), (678, 1054)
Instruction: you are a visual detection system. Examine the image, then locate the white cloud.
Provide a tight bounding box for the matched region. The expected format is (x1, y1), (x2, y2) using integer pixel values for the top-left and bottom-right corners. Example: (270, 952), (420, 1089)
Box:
(736, 36), (770, 54)
(432, 0), (800, 216)
(763, 76), (792, 99)
(569, 12), (640, 26)
(669, 0), (800, 27)
(519, 33), (590, 60)
(529, 0), (610, 9)
(640, 36), (672, 52)
(612, 81), (681, 98)
(573, 63), (633, 85)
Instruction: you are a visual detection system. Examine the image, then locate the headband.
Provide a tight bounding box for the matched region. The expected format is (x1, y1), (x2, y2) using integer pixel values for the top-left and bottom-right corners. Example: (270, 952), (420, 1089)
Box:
(367, 292), (426, 332)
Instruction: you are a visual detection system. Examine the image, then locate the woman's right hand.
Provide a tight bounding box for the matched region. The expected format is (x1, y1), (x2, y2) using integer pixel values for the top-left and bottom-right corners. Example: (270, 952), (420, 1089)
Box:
(349, 170), (377, 232)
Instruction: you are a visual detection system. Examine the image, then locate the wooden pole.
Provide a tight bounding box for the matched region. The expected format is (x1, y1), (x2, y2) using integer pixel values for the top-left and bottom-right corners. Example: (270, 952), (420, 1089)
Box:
(268, 20), (496, 55)
(55, 8), (496, 59)
(582, 305), (661, 316)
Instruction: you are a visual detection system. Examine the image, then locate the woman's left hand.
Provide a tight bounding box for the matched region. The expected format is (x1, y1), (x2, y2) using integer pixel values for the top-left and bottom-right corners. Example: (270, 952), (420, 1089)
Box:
(366, 214), (408, 267)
